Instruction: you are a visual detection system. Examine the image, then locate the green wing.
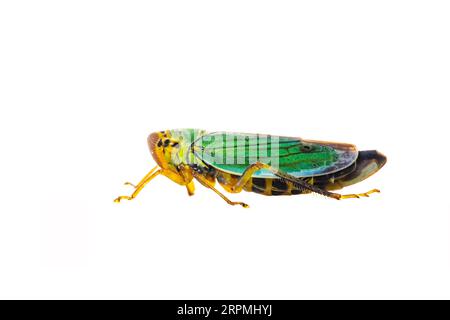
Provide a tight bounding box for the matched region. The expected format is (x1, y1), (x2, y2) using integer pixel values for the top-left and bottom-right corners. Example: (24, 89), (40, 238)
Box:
(192, 132), (358, 178)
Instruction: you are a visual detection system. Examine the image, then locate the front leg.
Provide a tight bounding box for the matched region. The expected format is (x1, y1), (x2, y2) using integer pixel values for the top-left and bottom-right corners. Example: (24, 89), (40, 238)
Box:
(114, 167), (161, 202)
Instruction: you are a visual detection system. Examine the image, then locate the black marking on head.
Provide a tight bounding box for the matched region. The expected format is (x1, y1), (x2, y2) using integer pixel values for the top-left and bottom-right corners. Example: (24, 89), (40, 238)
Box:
(253, 178), (266, 189)
(163, 139), (170, 147)
(157, 139), (163, 147)
(171, 142), (179, 147)
(272, 179), (287, 191)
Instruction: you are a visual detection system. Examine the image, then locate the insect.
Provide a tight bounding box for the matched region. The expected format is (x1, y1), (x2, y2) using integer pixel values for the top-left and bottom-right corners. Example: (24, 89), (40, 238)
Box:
(114, 129), (386, 208)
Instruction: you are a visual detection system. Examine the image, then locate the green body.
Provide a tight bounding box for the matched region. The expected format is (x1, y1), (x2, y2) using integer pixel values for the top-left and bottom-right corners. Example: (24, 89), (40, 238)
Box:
(162, 129), (386, 196)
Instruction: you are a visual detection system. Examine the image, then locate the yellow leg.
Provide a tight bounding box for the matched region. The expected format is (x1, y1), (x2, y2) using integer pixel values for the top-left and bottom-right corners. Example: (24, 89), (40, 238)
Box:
(230, 162), (266, 192)
(338, 189), (380, 199)
(231, 161), (380, 201)
(114, 167), (161, 203)
(192, 171), (249, 208)
(186, 181), (195, 196)
(123, 166), (159, 188)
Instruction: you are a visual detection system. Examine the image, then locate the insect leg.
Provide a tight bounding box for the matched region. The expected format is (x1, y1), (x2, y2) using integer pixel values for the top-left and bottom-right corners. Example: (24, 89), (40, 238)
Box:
(186, 181), (195, 196)
(339, 189), (380, 199)
(230, 162), (267, 193)
(114, 167), (161, 202)
(232, 162), (378, 200)
(123, 165), (159, 188)
(192, 171), (249, 208)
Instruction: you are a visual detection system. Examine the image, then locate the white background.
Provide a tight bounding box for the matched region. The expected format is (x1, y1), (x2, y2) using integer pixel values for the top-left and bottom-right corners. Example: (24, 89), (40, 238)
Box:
(1, 1), (449, 299)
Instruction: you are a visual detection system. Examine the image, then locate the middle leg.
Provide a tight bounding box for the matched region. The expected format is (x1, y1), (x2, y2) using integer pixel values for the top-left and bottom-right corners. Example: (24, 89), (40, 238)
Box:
(192, 171), (249, 208)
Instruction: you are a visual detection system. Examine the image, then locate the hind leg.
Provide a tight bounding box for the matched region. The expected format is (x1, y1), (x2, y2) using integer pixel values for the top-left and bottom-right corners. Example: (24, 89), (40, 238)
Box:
(339, 189), (380, 199)
(230, 162), (380, 200)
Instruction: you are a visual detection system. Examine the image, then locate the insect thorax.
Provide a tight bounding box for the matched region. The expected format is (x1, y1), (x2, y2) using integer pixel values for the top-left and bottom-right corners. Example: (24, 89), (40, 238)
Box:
(163, 128), (209, 168)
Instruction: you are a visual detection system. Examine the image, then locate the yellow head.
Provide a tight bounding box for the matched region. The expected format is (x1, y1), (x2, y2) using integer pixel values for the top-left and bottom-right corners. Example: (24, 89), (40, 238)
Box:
(147, 130), (194, 185)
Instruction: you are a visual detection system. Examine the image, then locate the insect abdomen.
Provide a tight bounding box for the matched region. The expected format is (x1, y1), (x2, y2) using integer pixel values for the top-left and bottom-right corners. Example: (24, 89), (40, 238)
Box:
(216, 171), (313, 196)
(247, 177), (310, 196)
